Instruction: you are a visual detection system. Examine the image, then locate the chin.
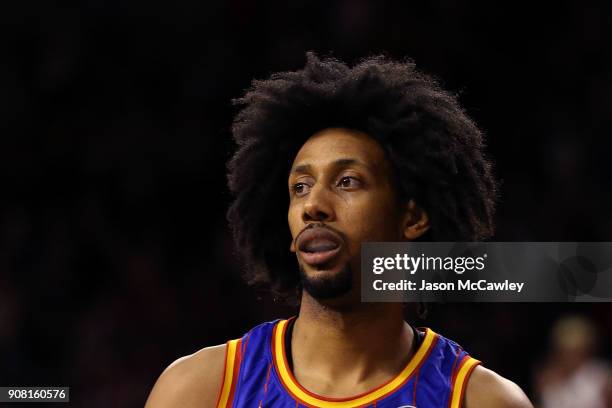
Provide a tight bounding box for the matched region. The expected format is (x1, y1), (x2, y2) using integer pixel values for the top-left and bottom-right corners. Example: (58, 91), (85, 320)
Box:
(299, 262), (353, 300)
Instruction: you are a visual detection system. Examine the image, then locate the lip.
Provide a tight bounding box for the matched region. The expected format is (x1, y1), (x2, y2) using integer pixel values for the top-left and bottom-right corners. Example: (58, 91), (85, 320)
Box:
(296, 227), (343, 266)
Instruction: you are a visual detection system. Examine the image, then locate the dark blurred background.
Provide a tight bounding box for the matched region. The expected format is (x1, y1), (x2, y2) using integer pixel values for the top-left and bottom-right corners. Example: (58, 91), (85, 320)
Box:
(1, 1), (611, 407)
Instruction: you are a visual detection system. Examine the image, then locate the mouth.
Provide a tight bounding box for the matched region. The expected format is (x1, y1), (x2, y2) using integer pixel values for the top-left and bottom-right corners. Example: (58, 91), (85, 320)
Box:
(296, 227), (343, 267)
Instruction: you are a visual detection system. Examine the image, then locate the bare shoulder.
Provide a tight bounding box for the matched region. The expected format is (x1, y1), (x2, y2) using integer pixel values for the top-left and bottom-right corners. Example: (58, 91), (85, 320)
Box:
(464, 365), (533, 408)
(144, 344), (227, 408)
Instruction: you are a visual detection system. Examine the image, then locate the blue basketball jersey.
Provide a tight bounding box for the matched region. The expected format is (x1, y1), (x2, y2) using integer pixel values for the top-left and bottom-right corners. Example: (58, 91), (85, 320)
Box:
(215, 318), (480, 408)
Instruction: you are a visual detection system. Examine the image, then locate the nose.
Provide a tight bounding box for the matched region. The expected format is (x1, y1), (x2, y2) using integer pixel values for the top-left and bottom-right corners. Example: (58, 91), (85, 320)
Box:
(302, 185), (335, 222)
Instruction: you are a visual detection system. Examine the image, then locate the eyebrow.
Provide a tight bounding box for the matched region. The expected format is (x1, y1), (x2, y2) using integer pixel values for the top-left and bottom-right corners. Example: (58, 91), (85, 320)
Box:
(290, 158), (368, 175)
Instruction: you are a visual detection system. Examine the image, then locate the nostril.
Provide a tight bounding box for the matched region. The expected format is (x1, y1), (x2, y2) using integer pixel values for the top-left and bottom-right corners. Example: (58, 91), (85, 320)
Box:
(303, 209), (329, 222)
(317, 211), (329, 220)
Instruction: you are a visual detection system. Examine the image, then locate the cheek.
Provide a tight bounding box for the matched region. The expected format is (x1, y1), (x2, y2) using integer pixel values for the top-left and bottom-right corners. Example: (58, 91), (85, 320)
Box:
(287, 205), (302, 237)
(342, 194), (401, 240)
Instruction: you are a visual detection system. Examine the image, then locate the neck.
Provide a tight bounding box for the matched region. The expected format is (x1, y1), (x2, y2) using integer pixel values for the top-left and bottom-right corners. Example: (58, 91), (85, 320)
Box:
(290, 292), (414, 396)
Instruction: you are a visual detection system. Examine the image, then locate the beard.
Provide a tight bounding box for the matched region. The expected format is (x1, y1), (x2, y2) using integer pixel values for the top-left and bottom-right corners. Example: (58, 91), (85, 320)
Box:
(299, 262), (353, 299)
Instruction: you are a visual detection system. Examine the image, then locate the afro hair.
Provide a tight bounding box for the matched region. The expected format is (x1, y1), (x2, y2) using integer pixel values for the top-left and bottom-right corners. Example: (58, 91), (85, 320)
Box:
(227, 52), (497, 298)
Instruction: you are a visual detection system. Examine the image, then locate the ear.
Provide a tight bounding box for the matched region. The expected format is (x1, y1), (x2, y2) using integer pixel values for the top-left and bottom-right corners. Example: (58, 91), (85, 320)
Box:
(290, 240), (296, 252)
(402, 199), (430, 240)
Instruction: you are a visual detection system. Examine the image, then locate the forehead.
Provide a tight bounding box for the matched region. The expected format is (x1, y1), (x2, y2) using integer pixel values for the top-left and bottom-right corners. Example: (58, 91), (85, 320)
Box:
(291, 128), (388, 168)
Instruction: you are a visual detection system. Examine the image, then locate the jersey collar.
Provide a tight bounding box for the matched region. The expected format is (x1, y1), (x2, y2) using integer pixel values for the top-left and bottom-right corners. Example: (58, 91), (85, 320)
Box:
(271, 318), (438, 407)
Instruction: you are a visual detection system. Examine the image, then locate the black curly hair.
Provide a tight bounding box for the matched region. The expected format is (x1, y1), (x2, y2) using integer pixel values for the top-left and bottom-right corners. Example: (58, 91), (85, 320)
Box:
(227, 52), (497, 299)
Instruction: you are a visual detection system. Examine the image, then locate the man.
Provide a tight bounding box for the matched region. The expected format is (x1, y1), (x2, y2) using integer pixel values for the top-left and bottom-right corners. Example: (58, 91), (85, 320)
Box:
(146, 53), (532, 407)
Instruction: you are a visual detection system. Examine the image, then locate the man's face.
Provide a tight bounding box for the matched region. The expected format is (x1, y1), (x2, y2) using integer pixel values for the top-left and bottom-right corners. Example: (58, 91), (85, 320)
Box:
(288, 128), (406, 299)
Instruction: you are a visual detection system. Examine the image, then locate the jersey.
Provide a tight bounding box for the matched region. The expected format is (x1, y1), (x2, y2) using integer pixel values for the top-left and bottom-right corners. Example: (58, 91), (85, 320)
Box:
(215, 318), (480, 408)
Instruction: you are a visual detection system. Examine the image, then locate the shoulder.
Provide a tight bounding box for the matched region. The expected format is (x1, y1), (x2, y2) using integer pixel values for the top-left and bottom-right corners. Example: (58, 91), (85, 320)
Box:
(144, 344), (227, 408)
(464, 365), (533, 408)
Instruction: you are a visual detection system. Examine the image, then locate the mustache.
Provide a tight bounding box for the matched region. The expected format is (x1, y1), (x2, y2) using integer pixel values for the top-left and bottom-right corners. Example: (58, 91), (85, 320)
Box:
(293, 223), (347, 247)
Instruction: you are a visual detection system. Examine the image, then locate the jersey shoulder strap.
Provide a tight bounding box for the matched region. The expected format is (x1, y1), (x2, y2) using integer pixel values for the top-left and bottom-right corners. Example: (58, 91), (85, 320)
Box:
(214, 320), (278, 408)
(419, 331), (480, 408)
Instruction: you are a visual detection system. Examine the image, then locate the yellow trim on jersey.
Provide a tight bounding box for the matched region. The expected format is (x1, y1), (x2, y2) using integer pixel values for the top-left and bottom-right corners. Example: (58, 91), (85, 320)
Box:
(216, 339), (240, 408)
(273, 319), (437, 407)
(449, 356), (480, 408)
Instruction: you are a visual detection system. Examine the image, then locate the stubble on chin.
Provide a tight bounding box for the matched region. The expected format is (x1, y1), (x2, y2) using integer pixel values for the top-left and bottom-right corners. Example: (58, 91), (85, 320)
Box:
(299, 262), (353, 300)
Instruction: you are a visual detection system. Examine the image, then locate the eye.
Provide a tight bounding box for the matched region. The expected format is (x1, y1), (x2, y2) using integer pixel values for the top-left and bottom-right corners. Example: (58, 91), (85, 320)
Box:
(291, 182), (311, 196)
(337, 176), (362, 189)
